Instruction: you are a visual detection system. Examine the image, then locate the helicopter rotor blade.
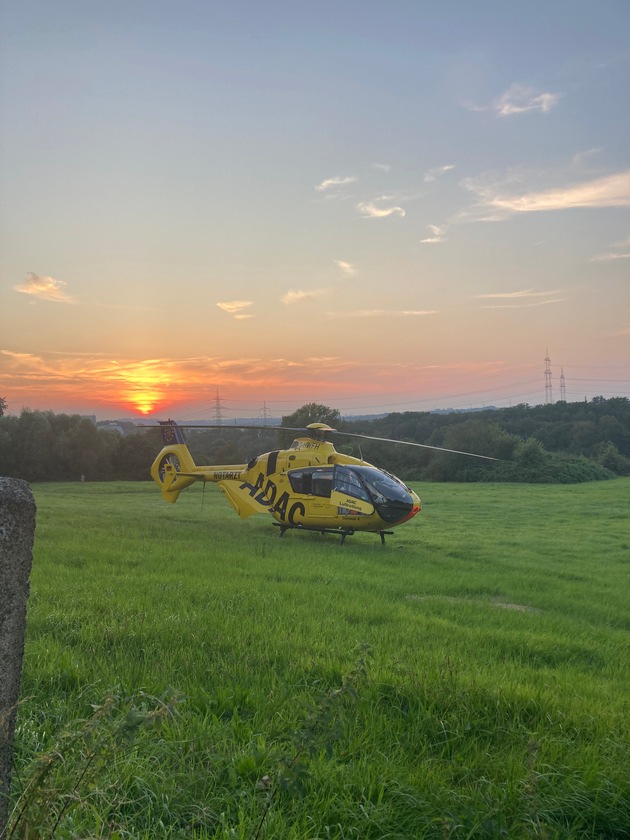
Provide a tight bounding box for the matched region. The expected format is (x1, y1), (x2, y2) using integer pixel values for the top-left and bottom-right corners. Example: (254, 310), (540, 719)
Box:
(141, 423), (309, 432)
(330, 430), (499, 461)
(141, 422), (498, 460)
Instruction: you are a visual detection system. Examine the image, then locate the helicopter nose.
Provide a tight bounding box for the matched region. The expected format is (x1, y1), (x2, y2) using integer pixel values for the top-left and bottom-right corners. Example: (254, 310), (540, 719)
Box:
(397, 502), (421, 525)
(373, 498), (420, 525)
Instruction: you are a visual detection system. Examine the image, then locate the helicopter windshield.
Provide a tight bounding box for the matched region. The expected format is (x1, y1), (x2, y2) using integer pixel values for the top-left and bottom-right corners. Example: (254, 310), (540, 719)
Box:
(333, 465), (414, 522)
(341, 466), (411, 504)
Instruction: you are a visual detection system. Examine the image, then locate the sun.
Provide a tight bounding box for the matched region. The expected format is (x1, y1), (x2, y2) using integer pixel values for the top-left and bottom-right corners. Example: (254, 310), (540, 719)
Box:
(118, 388), (165, 416)
(133, 392), (161, 415)
(114, 361), (172, 416)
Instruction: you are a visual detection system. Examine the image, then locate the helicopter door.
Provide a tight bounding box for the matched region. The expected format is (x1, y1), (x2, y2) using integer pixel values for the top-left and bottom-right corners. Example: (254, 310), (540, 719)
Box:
(331, 466), (375, 515)
(288, 467), (336, 518)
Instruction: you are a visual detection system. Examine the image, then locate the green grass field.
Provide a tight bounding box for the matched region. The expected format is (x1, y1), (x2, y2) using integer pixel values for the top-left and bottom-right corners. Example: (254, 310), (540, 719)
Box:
(9, 479), (630, 839)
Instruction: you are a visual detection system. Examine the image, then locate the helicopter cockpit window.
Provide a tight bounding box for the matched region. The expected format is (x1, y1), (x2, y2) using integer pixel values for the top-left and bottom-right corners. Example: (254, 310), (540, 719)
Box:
(350, 466), (412, 505)
(288, 467), (333, 498)
(332, 466), (370, 502)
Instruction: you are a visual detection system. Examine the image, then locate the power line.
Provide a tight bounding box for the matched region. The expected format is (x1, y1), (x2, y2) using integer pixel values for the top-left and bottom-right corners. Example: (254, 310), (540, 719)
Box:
(569, 378), (630, 383)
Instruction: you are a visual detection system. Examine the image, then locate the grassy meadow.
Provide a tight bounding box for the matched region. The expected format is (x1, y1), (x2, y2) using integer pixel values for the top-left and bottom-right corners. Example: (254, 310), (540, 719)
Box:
(8, 478), (630, 838)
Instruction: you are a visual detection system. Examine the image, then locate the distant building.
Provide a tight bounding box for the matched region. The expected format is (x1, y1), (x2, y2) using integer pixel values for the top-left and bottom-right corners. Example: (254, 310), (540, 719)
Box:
(96, 420), (127, 434)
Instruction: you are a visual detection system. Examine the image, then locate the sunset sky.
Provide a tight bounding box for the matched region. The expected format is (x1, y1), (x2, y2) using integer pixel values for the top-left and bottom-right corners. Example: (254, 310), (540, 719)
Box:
(1, 0), (629, 421)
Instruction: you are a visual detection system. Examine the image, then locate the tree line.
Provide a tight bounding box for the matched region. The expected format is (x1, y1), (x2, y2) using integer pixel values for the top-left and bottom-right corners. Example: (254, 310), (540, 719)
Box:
(0, 409), (161, 482)
(0, 397), (628, 484)
(341, 397), (630, 482)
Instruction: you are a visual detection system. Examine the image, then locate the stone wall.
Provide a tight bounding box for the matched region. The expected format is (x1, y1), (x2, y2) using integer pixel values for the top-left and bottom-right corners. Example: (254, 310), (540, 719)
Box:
(0, 478), (36, 834)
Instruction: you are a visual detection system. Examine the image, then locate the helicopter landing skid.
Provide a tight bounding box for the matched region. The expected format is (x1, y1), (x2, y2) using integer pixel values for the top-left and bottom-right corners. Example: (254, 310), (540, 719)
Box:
(273, 523), (394, 545)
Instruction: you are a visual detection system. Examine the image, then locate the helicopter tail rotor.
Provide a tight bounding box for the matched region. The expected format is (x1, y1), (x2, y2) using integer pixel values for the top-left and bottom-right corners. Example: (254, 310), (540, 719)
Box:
(150, 421), (200, 502)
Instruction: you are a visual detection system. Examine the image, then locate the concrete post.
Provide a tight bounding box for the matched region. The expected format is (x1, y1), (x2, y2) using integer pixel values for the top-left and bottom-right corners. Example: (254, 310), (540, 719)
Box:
(0, 478), (36, 835)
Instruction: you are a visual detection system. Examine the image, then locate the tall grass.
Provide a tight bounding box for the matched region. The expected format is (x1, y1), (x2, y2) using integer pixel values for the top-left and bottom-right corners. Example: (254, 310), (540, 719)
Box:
(7, 479), (630, 838)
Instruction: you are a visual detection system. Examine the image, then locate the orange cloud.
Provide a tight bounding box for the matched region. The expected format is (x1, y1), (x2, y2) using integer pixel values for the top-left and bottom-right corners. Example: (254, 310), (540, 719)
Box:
(14, 273), (76, 303)
(281, 289), (328, 304)
(0, 351), (519, 418)
(216, 300), (253, 315)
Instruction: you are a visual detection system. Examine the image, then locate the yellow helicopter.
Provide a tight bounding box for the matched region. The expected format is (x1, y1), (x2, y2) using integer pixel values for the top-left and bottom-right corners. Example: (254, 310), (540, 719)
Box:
(149, 420), (497, 543)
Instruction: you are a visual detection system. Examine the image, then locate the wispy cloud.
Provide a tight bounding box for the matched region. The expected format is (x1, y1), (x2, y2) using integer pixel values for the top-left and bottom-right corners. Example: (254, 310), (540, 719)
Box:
(372, 162), (392, 172)
(315, 175), (357, 192)
(328, 309), (437, 318)
(466, 84), (560, 117)
(475, 288), (563, 300)
(590, 251), (630, 262)
(423, 164), (455, 183)
(462, 170), (630, 220)
(335, 260), (357, 277)
(421, 224), (448, 244)
(590, 233), (630, 262)
(475, 288), (565, 308)
(1, 350), (43, 364)
(14, 272), (76, 303)
(494, 84), (560, 116)
(481, 299), (565, 309)
(357, 201), (405, 219)
(216, 300), (253, 315)
(281, 288), (328, 305)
